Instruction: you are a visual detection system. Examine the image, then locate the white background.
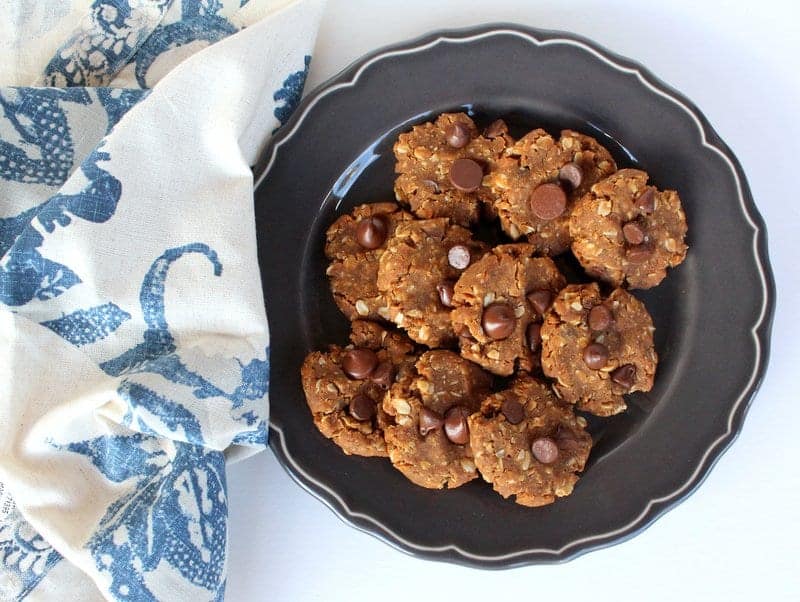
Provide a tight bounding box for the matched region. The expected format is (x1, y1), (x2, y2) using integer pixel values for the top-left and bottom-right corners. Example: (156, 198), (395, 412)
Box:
(227, 1), (800, 600)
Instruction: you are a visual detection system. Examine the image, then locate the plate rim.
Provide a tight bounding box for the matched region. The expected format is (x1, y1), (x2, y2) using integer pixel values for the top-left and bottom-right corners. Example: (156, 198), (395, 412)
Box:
(254, 22), (776, 567)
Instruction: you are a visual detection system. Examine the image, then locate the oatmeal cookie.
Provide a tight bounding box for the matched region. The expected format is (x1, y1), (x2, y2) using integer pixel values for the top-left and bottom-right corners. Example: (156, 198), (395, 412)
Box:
(540, 283), (657, 416)
(485, 129), (616, 255)
(325, 202), (414, 321)
(570, 168), (688, 289)
(393, 113), (514, 226)
(301, 320), (416, 456)
(383, 350), (492, 489)
(377, 218), (487, 347)
(450, 244), (565, 376)
(469, 376), (592, 507)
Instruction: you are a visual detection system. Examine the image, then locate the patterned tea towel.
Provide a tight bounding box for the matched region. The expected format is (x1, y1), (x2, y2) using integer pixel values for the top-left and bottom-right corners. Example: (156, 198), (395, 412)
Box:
(0, 1), (324, 599)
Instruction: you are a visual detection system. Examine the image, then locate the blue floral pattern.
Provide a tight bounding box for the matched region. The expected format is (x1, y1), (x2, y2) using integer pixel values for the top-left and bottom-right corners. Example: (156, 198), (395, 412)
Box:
(132, 2), (237, 88)
(0, 88), (89, 186)
(97, 88), (150, 132)
(0, 87), (145, 307)
(0, 508), (62, 600)
(40, 303), (132, 346)
(273, 54), (311, 127)
(61, 435), (227, 600)
(42, 0), (173, 87)
(99, 244), (270, 432)
(1, 0), (318, 598)
(0, 144), (121, 306)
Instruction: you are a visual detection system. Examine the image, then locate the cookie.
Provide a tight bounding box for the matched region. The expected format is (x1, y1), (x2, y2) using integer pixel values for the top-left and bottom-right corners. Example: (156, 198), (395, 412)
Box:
(377, 218), (487, 347)
(485, 129), (617, 255)
(450, 244), (565, 376)
(393, 113), (514, 226)
(469, 376), (592, 507)
(325, 202), (414, 321)
(301, 320), (416, 456)
(570, 168), (688, 289)
(383, 350), (492, 489)
(540, 283), (657, 416)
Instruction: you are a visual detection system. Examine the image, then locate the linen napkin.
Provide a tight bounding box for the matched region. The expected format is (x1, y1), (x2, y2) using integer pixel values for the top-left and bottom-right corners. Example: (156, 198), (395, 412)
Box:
(0, 1), (324, 599)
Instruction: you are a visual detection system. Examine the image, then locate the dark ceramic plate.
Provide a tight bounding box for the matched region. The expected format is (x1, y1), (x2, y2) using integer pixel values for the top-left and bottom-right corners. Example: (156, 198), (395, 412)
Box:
(253, 24), (774, 567)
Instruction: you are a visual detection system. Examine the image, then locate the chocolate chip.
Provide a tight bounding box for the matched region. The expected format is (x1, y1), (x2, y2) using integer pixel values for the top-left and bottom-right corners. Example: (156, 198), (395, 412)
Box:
(349, 394), (376, 421)
(419, 407), (444, 436)
(588, 304), (613, 331)
(622, 221), (646, 245)
(531, 437), (559, 464)
(484, 119), (508, 138)
(555, 426), (581, 452)
(445, 122), (471, 148)
(341, 348), (378, 379)
(481, 302), (516, 340)
(355, 216), (388, 250)
(447, 244), (471, 269)
(636, 187), (656, 214)
(526, 322), (542, 352)
(443, 406), (470, 445)
(529, 182), (567, 220)
(501, 399), (525, 425)
(449, 158), (483, 192)
(527, 289), (552, 316)
(626, 243), (653, 264)
(436, 281), (455, 307)
(558, 162), (583, 191)
(611, 364), (637, 389)
(583, 343), (609, 370)
(422, 179), (440, 193)
(369, 361), (395, 389)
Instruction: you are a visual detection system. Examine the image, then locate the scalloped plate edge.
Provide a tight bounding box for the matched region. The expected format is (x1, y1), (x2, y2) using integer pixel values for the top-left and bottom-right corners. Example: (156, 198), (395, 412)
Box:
(257, 23), (776, 567)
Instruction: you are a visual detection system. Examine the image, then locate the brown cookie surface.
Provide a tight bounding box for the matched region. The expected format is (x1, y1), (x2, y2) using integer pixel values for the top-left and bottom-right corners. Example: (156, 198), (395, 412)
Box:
(394, 113), (514, 226)
(485, 129), (616, 255)
(325, 202), (414, 321)
(300, 321), (416, 456)
(469, 376), (592, 507)
(383, 350), (492, 489)
(540, 283), (657, 416)
(450, 244), (565, 376)
(377, 218), (487, 347)
(570, 168), (688, 289)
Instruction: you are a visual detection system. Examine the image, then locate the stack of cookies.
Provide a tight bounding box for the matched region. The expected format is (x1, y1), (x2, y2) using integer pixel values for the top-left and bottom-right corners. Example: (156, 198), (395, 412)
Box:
(301, 112), (688, 507)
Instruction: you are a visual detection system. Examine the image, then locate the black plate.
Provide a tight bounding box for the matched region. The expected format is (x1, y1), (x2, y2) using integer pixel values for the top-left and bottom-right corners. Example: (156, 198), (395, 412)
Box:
(253, 24), (775, 567)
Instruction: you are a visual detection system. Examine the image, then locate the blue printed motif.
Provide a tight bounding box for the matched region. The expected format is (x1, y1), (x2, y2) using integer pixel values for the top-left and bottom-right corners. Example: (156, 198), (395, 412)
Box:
(0, 144), (121, 306)
(47, 256), (266, 596)
(132, 2), (237, 88)
(61, 435), (227, 600)
(40, 303), (131, 347)
(41, 1), (245, 89)
(101, 243), (223, 379)
(119, 381), (204, 443)
(0, 206), (38, 259)
(273, 55), (311, 127)
(231, 412), (268, 445)
(0, 89), (141, 306)
(0, 87), (90, 186)
(97, 243), (269, 444)
(42, 0), (173, 87)
(97, 88), (149, 132)
(0, 0), (307, 598)
(0, 86), (144, 310)
(0, 508), (62, 600)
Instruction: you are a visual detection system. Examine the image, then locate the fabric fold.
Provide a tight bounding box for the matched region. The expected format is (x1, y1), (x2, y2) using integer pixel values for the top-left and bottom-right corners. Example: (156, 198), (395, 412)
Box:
(0, 1), (325, 599)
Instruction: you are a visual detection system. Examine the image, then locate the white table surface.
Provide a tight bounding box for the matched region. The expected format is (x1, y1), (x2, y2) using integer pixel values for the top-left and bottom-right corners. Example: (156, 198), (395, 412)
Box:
(227, 1), (800, 599)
